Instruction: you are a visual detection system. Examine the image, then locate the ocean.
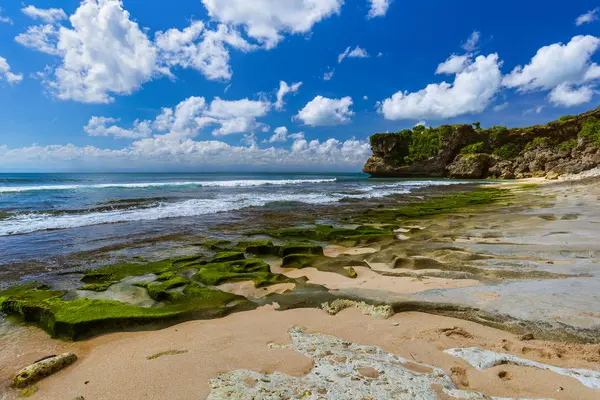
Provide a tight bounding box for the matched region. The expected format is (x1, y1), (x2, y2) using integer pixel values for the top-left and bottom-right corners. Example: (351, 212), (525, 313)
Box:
(0, 172), (464, 275)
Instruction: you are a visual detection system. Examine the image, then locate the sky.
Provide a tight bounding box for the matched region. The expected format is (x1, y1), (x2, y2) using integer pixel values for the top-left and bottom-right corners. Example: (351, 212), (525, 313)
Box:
(0, 0), (599, 172)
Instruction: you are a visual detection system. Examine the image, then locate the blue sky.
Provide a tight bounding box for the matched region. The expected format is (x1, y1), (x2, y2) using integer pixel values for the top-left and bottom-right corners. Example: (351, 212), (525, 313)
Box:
(0, 0), (599, 172)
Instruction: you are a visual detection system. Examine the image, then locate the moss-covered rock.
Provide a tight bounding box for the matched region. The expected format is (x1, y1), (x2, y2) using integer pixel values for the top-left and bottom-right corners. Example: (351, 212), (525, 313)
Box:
(194, 258), (284, 287)
(281, 254), (365, 278)
(203, 239), (232, 250)
(211, 251), (246, 263)
(236, 240), (279, 256)
(0, 280), (247, 340)
(254, 225), (393, 246)
(279, 243), (324, 257)
(13, 353), (78, 388)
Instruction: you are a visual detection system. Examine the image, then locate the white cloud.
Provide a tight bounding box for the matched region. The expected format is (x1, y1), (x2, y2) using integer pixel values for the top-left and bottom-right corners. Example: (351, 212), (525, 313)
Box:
(338, 46), (369, 63)
(548, 83), (595, 106)
(47, 0), (161, 103)
(155, 21), (257, 81)
(414, 121), (427, 127)
(0, 137), (371, 170)
(0, 8), (13, 24)
(367, 0), (392, 18)
(380, 53), (502, 120)
(503, 35), (600, 92)
(363, 95), (368, 100)
(0, 56), (23, 84)
(275, 80), (302, 111)
(84, 116), (152, 139)
(269, 126), (288, 142)
(200, 0), (343, 49)
(15, 24), (61, 55)
(21, 5), (67, 23)
(155, 96), (208, 137)
(524, 105), (544, 115)
(462, 31), (481, 52)
(576, 8), (599, 26)
(295, 96), (354, 126)
(493, 102), (509, 112)
(323, 68), (335, 81)
(436, 54), (471, 75)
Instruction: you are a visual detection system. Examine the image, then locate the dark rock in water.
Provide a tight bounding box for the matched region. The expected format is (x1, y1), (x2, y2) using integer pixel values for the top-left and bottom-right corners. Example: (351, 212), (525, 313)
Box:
(364, 107), (600, 179)
(13, 353), (78, 388)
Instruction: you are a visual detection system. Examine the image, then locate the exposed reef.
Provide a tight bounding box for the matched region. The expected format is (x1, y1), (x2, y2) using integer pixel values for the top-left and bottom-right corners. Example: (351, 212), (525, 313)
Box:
(364, 107), (600, 179)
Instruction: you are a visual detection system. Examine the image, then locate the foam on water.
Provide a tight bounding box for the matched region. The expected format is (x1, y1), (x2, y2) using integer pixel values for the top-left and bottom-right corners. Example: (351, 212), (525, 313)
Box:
(0, 180), (464, 236)
(0, 178), (338, 193)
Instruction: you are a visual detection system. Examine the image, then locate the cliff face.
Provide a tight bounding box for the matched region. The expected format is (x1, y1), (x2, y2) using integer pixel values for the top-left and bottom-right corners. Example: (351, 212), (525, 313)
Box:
(363, 107), (600, 179)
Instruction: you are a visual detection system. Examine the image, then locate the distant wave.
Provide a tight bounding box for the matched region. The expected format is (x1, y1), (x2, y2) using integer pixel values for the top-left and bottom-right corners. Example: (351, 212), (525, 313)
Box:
(0, 178), (338, 193)
(0, 180), (467, 236)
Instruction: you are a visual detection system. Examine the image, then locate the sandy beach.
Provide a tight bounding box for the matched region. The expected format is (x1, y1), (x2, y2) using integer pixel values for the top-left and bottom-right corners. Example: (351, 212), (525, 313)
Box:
(0, 176), (599, 399)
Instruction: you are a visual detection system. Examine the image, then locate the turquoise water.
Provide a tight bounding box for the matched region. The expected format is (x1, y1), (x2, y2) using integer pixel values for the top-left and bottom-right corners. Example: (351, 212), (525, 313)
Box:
(0, 172), (461, 265)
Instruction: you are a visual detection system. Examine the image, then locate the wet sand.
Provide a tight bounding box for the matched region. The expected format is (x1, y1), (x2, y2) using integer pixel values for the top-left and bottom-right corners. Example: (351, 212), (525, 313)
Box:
(23, 307), (600, 400)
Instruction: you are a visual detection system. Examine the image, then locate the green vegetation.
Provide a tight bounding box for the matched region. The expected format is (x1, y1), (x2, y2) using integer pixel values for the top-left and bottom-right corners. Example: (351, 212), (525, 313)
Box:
(578, 117), (600, 147)
(524, 137), (548, 152)
(483, 126), (508, 140)
(494, 143), (520, 160)
(363, 189), (511, 224)
(194, 257), (283, 287)
(404, 125), (450, 164)
(236, 240), (279, 255)
(252, 224), (393, 246)
(559, 115), (576, 122)
(202, 239), (232, 250)
(0, 281), (245, 340)
(279, 243), (324, 257)
(211, 251), (246, 263)
(460, 141), (486, 154)
(135, 275), (189, 302)
(559, 138), (577, 152)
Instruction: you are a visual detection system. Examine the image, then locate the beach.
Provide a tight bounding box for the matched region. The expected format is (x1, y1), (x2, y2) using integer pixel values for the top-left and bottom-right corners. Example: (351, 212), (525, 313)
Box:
(1, 174), (600, 399)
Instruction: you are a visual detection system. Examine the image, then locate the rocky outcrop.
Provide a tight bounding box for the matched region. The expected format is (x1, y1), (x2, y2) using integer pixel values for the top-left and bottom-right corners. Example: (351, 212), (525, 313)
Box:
(364, 107), (600, 179)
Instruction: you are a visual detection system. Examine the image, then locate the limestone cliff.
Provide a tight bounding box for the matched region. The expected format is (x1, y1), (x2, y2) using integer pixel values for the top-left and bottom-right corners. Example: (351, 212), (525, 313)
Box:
(363, 107), (600, 179)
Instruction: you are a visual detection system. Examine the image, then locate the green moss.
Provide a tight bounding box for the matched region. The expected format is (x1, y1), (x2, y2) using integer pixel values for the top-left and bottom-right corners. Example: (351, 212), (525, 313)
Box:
(79, 282), (115, 292)
(18, 385), (39, 398)
(363, 189), (511, 224)
(494, 143), (520, 160)
(460, 141), (486, 154)
(279, 243), (324, 257)
(281, 254), (365, 278)
(254, 224), (392, 246)
(81, 260), (172, 285)
(0, 281), (244, 340)
(236, 240), (279, 255)
(203, 239), (232, 250)
(281, 254), (322, 269)
(136, 275), (189, 302)
(211, 251), (246, 263)
(194, 258), (283, 287)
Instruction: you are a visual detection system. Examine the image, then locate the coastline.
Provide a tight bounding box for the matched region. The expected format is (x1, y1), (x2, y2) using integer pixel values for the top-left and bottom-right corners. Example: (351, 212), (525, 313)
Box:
(1, 174), (600, 399)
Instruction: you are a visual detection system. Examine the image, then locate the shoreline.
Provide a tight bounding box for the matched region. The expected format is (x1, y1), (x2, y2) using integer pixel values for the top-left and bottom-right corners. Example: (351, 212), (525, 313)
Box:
(1, 174), (600, 398)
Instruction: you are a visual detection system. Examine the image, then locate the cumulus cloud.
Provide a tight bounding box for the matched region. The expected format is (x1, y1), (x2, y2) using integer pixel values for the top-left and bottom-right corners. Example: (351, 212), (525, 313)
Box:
(295, 96), (354, 126)
(576, 8), (599, 26)
(503, 35), (600, 91)
(21, 5), (67, 23)
(0, 8), (13, 24)
(269, 126), (289, 142)
(155, 21), (257, 81)
(200, 0), (343, 49)
(85, 117), (152, 139)
(45, 0), (160, 103)
(436, 54), (471, 75)
(0, 137), (371, 170)
(338, 46), (369, 63)
(15, 24), (61, 55)
(0, 56), (23, 84)
(15, 0), (262, 103)
(461, 31), (481, 52)
(367, 0), (392, 18)
(275, 81), (302, 110)
(548, 83), (595, 106)
(380, 53), (502, 120)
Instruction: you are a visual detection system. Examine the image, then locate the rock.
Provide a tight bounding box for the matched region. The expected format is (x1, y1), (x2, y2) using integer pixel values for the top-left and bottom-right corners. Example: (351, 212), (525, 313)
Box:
(446, 154), (491, 179)
(13, 353), (78, 388)
(321, 299), (395, 319)
(520, 333), (535, 341)
(546, 171), (560, 180)
(278, 243), (324, 258)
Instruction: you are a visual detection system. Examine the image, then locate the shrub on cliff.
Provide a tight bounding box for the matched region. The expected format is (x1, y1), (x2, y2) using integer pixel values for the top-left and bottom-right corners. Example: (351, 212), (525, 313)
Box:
(460, 141), (486, 154)
(579, 117), (600, 147)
